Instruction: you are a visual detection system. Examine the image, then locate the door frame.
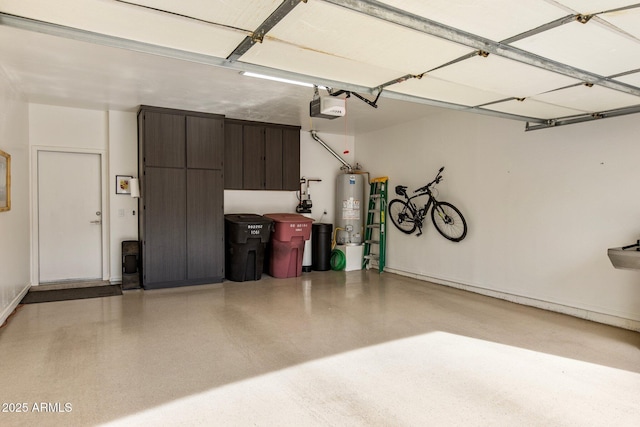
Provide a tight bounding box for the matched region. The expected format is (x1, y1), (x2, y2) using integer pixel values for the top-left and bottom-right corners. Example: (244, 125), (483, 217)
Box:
(30, 146), (110, 286)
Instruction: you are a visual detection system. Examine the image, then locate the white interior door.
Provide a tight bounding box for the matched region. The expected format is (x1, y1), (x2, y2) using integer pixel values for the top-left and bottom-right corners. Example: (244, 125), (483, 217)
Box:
(38, 151), (103, 283)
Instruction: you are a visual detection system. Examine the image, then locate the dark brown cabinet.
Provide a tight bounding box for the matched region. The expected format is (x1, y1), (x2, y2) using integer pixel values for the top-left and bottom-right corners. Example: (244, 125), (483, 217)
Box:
(186, 169), (224, 280)
(282, 127), (301, 190)
(265, 127), (283, 190)
(243, 124), (266, 190)
(224, 119), (300, 191)
(143, 111), (186, 168)
(187, 116), (224, 169)
(143, 167), (187, 285)
(224, 122), (243, 190)
(138, 106), (224, 289)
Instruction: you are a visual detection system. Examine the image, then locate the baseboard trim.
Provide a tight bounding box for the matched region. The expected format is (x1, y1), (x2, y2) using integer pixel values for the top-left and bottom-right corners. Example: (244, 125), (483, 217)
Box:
(0, 284), (30, 327)
(385, 268), (640, 332)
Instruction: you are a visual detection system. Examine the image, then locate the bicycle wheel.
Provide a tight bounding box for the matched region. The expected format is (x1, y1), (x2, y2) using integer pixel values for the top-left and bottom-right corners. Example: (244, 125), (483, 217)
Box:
(431, 201), (467, 242)
(388, 199), (417, 234)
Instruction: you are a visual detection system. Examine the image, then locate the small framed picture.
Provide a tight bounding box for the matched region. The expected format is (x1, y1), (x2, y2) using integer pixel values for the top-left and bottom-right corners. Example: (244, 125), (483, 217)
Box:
(116, 175), (133, 195)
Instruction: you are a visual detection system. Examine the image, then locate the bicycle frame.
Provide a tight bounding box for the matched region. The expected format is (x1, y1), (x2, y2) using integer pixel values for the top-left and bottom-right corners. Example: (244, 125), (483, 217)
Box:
(401, 189), (436, 236)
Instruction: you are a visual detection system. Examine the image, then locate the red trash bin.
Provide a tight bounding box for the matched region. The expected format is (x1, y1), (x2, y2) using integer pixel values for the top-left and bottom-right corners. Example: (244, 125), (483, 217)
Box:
(264, 213), (314, 278)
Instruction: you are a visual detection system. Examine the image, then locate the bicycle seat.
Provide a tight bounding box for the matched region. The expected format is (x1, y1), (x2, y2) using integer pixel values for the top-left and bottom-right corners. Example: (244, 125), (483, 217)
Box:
(395, 185), (408, 196)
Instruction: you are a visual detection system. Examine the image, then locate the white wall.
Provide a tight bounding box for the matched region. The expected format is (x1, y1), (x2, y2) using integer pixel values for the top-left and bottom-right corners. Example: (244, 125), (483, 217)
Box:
(29, 104), (110, 282)
(29, 106), (141, 284)
(108, 110), (139, 283)
(224, 190), (299, 217)
(29, 104), (108, 150)
(356, 110), (640, 329)
(0, 70), (30, 325)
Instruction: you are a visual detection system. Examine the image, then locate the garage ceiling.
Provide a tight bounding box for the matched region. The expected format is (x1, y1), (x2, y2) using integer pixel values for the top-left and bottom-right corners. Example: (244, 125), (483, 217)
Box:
(1, 0), (640, 132)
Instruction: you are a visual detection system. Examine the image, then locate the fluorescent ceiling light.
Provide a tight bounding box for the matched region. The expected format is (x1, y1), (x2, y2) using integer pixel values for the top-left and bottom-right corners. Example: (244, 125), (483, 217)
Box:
(241, 71), (326, 89)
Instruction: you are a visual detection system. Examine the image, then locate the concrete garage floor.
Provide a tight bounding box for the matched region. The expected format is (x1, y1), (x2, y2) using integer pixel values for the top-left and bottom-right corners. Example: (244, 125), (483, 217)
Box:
(1, 270), (639, 426)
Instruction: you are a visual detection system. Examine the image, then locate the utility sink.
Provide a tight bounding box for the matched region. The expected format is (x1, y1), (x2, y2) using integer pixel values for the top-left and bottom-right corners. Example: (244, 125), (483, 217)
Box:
(608, 241), (640, 271)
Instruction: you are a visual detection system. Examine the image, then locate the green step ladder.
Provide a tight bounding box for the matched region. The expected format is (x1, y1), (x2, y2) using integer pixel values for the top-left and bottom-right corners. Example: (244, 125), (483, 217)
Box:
(363, 176), (388, 272)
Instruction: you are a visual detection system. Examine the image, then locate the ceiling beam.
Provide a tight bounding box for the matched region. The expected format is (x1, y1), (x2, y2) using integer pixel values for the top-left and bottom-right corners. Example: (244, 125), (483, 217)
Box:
(320, 0), (640, 97)
(500, 14), (577, 44)
(525, 104), (640, 131)
(382, 90), (545, 124)
(227, 0), (306, 62)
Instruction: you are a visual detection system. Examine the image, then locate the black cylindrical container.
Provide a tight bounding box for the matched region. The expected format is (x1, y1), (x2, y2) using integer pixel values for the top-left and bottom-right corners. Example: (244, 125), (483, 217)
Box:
(312, 223), (333, 271)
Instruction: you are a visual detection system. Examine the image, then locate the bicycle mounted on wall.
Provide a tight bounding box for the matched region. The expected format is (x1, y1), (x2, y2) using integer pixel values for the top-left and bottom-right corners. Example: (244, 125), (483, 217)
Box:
(389, 167), (467, 242)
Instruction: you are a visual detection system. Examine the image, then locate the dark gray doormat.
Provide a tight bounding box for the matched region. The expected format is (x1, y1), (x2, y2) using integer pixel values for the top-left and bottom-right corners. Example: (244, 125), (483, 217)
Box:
(21, 285), (123, 304)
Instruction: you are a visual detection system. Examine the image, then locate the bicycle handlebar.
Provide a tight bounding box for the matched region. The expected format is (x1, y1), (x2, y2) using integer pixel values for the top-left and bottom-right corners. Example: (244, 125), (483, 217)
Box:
(414, 166), (445, 193)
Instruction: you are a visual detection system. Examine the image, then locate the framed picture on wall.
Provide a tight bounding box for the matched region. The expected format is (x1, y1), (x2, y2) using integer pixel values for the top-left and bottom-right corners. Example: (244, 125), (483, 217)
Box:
(0, 149), (10, 212)
(116, 175), (133, 195)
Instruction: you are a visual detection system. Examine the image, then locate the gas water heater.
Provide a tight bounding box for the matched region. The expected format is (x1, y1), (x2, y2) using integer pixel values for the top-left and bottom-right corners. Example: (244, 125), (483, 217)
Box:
(335, 173), (364, 245)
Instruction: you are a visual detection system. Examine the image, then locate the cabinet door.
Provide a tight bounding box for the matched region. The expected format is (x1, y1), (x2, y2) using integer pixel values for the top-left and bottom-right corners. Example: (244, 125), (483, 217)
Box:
(187, 116), (224, 170)
(265, 127), (283, 190)
(187, 169), (224, 281)
(243, 125), (265, 190)
(224, 122), (243, 189)
(282, 128), (301, 191)
(143, 167), (187, 285)
(143, 111), (185, 168)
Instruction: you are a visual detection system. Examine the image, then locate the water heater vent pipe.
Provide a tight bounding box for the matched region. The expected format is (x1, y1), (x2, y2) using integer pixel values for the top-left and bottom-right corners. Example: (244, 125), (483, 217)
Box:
(310, 130), (353, 171)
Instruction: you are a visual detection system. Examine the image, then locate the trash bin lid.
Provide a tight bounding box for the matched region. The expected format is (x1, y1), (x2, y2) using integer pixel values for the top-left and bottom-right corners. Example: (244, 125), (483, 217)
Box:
(263, 213), (314, 224)
(224, 213), (273, 225)
(225, 214), (273, 244)
(264, 213), (313, 241)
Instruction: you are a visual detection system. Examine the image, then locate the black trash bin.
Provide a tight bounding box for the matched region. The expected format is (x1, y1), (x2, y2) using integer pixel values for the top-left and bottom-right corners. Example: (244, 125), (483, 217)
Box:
(225, 214), (273, 282)
(312, 223), (333, 271)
